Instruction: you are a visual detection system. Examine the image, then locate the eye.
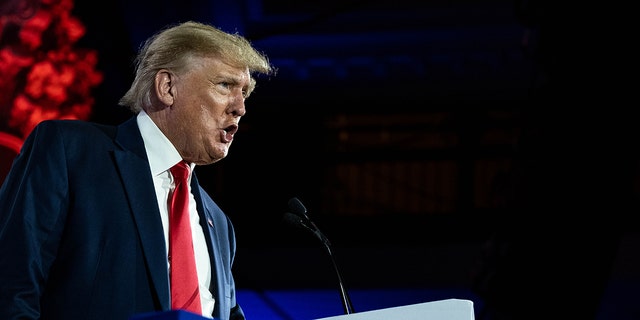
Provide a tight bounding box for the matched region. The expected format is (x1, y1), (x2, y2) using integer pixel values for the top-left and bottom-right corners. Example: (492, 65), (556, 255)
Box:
(215, 80), (249, 98)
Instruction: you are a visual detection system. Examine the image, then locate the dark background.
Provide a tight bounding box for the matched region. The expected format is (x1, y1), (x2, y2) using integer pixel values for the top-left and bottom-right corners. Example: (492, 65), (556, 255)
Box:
(54, 0), (640, 318)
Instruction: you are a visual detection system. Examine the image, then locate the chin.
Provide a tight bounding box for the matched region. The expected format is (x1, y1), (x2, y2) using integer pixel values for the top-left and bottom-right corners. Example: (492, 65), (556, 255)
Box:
(214, 150), (229, 162)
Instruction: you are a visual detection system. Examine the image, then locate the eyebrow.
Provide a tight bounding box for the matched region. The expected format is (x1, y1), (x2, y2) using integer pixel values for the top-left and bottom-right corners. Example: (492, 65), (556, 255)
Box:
(212, 73), (247, 86)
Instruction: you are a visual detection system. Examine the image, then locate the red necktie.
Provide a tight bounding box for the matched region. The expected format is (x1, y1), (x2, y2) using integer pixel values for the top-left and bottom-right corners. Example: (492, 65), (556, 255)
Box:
(168, 161), (202, 314)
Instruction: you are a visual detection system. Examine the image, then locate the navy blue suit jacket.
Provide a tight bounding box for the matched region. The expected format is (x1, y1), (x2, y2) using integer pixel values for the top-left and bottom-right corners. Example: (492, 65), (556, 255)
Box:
(0, 117), (245, 320)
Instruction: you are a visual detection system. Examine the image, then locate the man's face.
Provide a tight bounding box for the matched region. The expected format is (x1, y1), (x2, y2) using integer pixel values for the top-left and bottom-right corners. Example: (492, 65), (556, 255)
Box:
(168, 56), (253, 165)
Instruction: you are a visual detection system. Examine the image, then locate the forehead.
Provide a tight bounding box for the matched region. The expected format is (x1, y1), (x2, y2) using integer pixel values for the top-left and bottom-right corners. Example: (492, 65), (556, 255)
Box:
(187, 55), (250, 81)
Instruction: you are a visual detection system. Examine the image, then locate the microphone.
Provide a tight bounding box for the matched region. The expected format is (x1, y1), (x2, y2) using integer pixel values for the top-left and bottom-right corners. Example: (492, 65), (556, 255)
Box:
(286, 197), (331, 247)
(282, 197), (355, 315)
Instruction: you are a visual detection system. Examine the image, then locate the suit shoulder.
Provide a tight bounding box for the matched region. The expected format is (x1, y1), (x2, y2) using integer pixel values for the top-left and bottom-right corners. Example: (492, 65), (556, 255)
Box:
(32, 119), (117, 140)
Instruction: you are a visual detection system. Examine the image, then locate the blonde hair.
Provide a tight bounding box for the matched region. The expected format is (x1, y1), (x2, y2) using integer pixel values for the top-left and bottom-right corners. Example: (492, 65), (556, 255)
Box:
(119, 21), (274, 113)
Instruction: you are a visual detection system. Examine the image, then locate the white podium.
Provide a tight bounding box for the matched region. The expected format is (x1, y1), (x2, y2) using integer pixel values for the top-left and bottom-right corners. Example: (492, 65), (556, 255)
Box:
(314, 299), (475, 320)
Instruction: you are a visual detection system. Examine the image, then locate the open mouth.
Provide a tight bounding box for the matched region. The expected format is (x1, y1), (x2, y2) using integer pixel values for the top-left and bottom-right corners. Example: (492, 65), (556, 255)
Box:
(224, 124), (238, 135)
(222, 124), (238, 143)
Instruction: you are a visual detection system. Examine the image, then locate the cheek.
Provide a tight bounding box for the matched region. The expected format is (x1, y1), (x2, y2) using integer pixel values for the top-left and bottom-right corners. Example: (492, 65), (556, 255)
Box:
(194, 93), (227, 125)
(197, 108), (220, 132)
(210, 96), (229, 113)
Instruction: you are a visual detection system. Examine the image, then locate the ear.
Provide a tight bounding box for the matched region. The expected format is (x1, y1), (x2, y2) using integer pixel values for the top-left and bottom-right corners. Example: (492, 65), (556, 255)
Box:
(154, 70), (175, 107)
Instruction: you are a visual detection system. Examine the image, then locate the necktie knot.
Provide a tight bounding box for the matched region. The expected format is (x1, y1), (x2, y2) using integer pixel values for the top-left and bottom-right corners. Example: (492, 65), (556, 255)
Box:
(170, 161), (190, 185)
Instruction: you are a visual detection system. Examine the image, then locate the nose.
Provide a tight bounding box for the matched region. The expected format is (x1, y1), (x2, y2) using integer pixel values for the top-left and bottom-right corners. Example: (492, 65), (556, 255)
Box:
(228, 91), (246, 117)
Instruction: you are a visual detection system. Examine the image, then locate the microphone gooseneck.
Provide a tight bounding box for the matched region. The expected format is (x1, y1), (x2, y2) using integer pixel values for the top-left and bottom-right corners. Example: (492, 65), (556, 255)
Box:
(286, 198), (331, 246)
(283, 197), (355, 315)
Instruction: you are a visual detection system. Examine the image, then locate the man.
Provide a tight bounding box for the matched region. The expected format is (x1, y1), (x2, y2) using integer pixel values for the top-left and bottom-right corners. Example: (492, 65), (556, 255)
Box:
(0, 21), (274, 320)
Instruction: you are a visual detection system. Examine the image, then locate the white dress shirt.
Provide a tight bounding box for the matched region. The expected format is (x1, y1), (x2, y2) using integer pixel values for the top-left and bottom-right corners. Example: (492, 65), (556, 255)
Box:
(137, 110), (214, 317)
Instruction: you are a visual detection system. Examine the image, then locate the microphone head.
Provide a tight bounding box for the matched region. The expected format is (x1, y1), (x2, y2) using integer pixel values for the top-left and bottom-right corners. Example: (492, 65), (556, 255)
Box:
(282, 211), (329, 246)
(282, 212), (305, 228)
(288, 197), (307, 217)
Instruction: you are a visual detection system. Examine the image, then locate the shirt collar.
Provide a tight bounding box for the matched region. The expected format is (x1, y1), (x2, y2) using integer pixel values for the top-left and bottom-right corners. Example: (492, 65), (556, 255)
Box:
(137, 110), (184, 176)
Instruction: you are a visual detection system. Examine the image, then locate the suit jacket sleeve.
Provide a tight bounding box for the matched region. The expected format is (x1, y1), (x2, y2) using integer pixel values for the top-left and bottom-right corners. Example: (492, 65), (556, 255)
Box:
(0, 122), (69, 319)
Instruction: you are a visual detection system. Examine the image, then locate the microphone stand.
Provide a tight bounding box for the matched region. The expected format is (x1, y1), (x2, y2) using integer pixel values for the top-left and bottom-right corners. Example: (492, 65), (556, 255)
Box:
(283, 205), (355, 315)
(323, 240), (354, 314)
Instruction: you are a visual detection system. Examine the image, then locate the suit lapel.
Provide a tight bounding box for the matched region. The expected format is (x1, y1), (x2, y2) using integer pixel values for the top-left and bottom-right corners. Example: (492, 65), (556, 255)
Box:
(191, 174), (223, 293)
(113, 117), (171, 310)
